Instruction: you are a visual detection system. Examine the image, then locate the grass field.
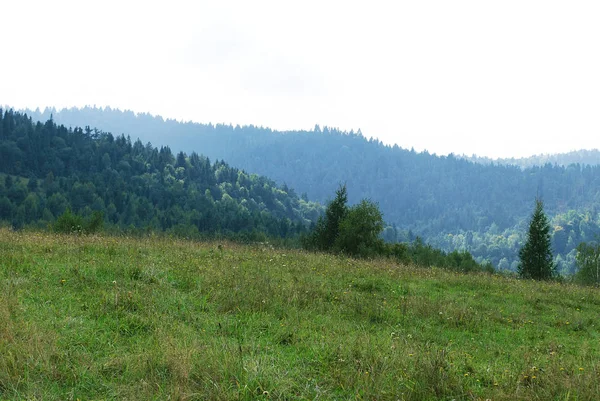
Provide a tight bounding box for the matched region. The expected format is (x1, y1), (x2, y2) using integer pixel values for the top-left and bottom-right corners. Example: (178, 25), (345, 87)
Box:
(1, 229), (599, 400)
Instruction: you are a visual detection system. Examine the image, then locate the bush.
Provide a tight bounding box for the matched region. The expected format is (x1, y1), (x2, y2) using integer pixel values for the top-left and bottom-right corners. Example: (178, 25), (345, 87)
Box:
(53, 209), (104, 234)
(85, 211), (104, 233)
(383, 242), (411, 264)
(53, 209), (84, 234)
(574, 241), (600, 286)
(334, 199), (384, 258)
(445, 250), (481, 273)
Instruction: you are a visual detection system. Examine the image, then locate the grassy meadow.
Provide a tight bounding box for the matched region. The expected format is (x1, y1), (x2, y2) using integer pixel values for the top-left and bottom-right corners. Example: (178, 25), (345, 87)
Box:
(1, 228), (600, 400)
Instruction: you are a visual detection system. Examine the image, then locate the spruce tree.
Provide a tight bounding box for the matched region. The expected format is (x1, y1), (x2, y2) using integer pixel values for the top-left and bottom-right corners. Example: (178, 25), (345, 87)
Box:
(308, 184), (348, 251)
(518, 199), (556, 280)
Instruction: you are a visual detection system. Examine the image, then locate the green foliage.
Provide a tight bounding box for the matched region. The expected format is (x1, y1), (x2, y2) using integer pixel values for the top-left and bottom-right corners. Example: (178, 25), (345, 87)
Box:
(392, 237), (489, 273)
(304, 186), (386, 258)
(304, 184), (348, 251)
(518, 199), (556, 280)
(53, 209), (104, 234)
(334, 199), (384, 257)
(86, 211), (105, 234)
(0, 196), (13, 219)
(323, 184), (348, 247)
(574, 240), (600, 285)
(381, 242), (411, 264)
(304, 187), (489, 271)
(53, 208), (84, 233)
(0, 109), (320, 240)
(27, 106), (600, 273)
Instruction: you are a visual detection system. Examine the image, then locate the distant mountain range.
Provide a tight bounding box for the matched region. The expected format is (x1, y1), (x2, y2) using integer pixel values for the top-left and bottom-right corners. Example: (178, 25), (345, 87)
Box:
(462, 150), (600, 169)
(20, 106), (600, 273)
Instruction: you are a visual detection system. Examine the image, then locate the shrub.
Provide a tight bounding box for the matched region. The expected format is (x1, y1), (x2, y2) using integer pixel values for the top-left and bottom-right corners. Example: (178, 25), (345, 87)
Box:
(334, 199), (384, 258)
(53, 209), (104, 234)
(574, 241), (600, 286)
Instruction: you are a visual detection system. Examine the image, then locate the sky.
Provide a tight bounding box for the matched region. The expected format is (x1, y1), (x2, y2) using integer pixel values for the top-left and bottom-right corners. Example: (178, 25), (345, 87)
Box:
(1, 0), (599, 159)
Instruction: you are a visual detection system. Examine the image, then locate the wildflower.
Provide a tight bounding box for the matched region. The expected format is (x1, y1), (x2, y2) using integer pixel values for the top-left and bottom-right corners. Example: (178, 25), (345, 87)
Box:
(579, 367), (584, 371)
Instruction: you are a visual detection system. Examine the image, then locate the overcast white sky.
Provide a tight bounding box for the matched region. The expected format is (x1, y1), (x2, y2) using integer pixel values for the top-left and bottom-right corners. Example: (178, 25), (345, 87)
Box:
(1, 0), (599, 158)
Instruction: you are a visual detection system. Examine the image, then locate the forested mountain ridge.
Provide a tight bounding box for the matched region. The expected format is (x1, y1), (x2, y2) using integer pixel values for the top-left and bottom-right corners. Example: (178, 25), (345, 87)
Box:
(0, 109), (321, 238)
(462, 149), (600, 169)
(23, 106), (600, 273)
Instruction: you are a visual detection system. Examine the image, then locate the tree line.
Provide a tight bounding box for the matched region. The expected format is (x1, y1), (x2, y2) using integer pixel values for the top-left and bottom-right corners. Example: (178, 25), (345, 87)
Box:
(306, 187), (599, 284)
(25, 106), (600, 273)
(1, 108), (496, 275)
(303, 185), (494, 274)
(4, 108), (600, 282)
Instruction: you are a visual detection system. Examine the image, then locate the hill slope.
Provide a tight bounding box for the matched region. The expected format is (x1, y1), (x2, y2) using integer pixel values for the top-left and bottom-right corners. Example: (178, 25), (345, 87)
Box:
(26, 106), (600, 273)
(2, 229), (599, 400)
(0, 109), (321, 238)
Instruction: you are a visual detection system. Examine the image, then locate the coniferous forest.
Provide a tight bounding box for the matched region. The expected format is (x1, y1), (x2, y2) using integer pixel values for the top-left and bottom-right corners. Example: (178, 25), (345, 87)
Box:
(24, 106), (600, 273)
(0, 109), (322, 240)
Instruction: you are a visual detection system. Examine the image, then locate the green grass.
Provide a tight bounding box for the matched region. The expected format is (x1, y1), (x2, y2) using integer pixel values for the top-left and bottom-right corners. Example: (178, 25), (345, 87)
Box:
(1, 229), (599, 400)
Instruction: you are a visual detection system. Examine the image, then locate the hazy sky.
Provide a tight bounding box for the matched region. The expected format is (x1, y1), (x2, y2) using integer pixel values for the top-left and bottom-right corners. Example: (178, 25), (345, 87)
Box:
(1, 0), (599, 158)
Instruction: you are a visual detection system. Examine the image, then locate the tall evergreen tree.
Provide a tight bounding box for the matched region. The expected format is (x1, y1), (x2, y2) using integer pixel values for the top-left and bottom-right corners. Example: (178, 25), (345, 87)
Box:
(306, 184), (348, 251)
(518, 199), (556, 279)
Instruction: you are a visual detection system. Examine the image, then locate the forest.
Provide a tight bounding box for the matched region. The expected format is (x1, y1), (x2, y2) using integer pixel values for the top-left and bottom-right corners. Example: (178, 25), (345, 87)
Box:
(463, 149), (600, 168)
(0, 109), (321, 240)
(0, 108), (494, 273)
(25, 106), (600, 273)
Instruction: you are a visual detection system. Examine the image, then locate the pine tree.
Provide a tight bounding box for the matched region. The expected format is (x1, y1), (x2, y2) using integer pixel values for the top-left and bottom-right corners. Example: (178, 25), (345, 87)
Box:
(518, 199), (556, 280)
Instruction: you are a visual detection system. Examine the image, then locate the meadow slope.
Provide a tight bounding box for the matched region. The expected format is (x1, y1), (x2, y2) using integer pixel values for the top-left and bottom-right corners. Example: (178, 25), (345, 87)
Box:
(1, 229), (599, 400)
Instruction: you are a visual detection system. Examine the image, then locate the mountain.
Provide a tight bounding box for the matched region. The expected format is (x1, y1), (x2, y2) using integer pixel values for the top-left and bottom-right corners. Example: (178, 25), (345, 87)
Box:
(463, 150), (600, 168)
(23, 106), (600, 273)
(0, 108), (321, 239)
